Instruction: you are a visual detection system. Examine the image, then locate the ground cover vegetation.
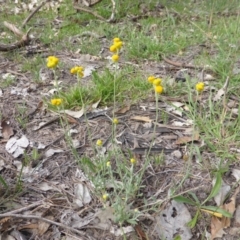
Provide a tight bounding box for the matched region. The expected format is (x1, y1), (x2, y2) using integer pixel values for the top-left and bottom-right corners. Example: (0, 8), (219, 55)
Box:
(0, 0), (240, 239)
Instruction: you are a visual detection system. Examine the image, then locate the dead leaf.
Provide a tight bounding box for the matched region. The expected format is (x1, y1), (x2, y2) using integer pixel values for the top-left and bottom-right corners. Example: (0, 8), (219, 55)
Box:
(115, 105), (131, 114)
(213, 77), (229, 101)
(63, 109), (84, 118)
(5, 135), (29, 158)
(211, 216), (226, 239)
(231, 108), (238, 115)
(235, 206), (240, 226)
(211, 186), (240, 239)
(166, 101), (184, 117)
(38, 216), (53, 235)
(222, 186), (240, 227)
(84, 65), (96, 77)
(92, 99), (101, 109)
(44, 148), (64, 157)
(74, 183), (92, 207)
(110, 226), (134, 237)
(130, 116), (152, 122)
(0, 160), (4, 171)
(134, 224), (147, 240)
(18, 223), (38, 230)
(1, 119), (14, 140)
(214, 180), (230, 206)
(175, 132), (199, 144)
(232, 168), (240, 181)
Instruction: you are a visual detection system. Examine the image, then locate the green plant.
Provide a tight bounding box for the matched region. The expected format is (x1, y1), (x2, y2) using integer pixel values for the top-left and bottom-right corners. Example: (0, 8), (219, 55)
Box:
(174, 172), (232, 228)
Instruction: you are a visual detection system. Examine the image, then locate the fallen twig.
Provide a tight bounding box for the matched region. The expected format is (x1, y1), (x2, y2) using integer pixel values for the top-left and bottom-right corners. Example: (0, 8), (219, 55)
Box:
(106, 0), (116, 22)
(74, 0), (116, 22)
(4, 21), (24, 36)
(0, 213), (87, 238)
(22, 0), (50, 28)
(73, 5), (105, 21)
(5, 200), (45, 214)
(162, 56), (202, 69)
(0, 24), (31, 52)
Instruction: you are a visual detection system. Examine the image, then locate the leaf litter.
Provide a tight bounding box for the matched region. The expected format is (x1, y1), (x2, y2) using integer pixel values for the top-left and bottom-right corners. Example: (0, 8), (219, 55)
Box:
(0, 2), (240, 240)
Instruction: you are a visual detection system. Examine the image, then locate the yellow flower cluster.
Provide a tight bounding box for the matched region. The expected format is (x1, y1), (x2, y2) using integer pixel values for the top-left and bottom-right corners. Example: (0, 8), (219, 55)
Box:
(102, 193), (109, 201)
(110, 37), (123, 63)
(96, 139), (103, 146)
(195, 82), (205, 93)
(130, 158), (137, 164)
(70, 66), (84, 78)
(112, 117), (119, 124)
(148, 76), (163, 94)
(47, 56), (59, 69)
(51, 98), (62, 106)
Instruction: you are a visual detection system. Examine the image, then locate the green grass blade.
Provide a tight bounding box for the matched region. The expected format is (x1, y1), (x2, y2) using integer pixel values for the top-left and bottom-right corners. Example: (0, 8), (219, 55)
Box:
(188, 192), (200, 205)
(201, 206), (232, 218)
(173, 196), (197, 206)
(187, 210), (199, 228)
(203, 172), (222, 205)
(0, 175), (8, 188)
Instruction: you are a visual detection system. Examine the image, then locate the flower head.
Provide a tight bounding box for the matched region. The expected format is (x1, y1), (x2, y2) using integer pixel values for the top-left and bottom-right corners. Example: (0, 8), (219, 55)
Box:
(47, 56), (59, 68)
(130, 158), (137, 164)
(111, 54), (119, 62)
(51, 98), (62, 106)
(113, 37), (121, 43)
(110, 45), (117, 52)
(114, 41), (123, 50)
(148, 76), (155, 83)
(102, 193), (108, 201)
(153, 78), (162, 86)
(113, 118), (119, 124)
(154, 85), (163, 94)
(195, 82), (205, 92)
(96, 139), (103, 146)
(106, 161), (111, 167)
(70, 66), (84, 77)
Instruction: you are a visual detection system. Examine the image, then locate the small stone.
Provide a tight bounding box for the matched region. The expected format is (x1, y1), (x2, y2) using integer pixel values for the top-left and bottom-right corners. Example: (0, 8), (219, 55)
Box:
(171, 150), (182, 159)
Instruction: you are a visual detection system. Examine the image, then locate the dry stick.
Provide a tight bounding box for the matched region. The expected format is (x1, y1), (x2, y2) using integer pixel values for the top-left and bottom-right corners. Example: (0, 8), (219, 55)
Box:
(0, 25), (31, 51)
(4, 21), (24, 36)
(5, 200), (45, 214)
(162, 56), (203, 69)
(106, 0), (116, 22)
(6, 69), (29, 81)
(73, 5), (105, 21)
(22, 0), (50, 28)
(0, 213), (87, 238)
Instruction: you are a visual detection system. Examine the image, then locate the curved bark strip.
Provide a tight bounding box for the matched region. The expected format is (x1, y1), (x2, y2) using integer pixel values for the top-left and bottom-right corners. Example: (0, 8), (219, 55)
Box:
(0, 35), (31, 52)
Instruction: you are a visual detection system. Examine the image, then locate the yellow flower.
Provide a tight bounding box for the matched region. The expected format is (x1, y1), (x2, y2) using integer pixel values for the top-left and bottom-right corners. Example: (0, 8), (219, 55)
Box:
(51, 98), (62, 106)
(70, 66), (84, 77)
(148, 76), (155, 83)
(47, 56), (59, 68)
(111, 54), (119, 62)
(110, 45), (117, 52)
(130, 158), (137, 164)
(113, 118), (119, 124)
(102, 193), (108, 201)
(96, 139), (103, 146)
(113, 37), (121, 43)
(114, 41), (123, 49)
(200, 208), (222, 218)
(153, 78), (162, 86)
(106, 161), (111, 167)
(154, 85), (163, 94)
(195, 82), (205, 92)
